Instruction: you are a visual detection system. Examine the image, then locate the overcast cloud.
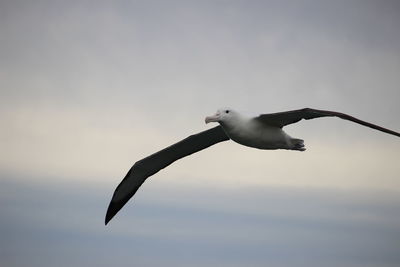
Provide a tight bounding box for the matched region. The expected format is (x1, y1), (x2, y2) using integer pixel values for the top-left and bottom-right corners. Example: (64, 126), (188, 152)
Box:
(1, 1), (399, 266)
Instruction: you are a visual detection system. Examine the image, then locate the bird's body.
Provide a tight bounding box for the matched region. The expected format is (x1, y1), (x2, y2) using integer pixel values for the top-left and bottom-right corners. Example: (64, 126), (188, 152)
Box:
(220, 115), (299, 150)
(105, 107), (399, 224)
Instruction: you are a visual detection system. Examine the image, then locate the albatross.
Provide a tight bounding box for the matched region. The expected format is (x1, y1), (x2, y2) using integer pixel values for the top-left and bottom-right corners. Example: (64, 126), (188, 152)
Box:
(105, 108), (399, 224)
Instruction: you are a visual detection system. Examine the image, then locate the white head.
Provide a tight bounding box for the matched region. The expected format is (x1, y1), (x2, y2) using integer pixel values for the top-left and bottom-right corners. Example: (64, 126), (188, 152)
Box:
(205, 108), (238, 124)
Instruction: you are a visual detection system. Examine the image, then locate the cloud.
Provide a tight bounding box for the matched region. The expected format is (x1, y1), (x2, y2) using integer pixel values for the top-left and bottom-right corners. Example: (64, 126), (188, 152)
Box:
(1, 1), (400, 266)
(1, 176), (400, 267)
(1, 0), (400, 116)
(1, 105), (399, 191)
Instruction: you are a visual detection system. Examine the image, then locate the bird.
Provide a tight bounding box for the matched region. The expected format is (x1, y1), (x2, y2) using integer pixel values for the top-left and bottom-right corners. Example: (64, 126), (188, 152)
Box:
(105, 107), (399, 224)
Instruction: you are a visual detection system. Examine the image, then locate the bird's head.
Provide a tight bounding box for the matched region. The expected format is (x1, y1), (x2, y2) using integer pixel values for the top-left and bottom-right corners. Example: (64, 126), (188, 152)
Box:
(205, 108), (237, 124)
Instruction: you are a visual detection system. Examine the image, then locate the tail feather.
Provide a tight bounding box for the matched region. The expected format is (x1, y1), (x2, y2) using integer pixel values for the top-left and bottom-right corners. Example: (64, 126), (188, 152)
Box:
(291, 138), (306, 151)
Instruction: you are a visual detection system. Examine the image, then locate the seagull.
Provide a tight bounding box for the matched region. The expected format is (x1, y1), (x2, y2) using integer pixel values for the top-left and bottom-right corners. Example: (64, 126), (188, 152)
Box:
(105, 108), (399, 224)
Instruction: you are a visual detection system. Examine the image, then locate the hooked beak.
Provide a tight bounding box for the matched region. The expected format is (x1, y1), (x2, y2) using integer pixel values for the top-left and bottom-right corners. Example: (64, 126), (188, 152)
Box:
(205, 113), (220, 124)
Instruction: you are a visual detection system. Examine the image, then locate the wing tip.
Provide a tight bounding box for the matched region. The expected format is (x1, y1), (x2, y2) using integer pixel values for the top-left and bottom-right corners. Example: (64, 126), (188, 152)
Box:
(105, 214), (112, 225)
(105, 201), (120, 225)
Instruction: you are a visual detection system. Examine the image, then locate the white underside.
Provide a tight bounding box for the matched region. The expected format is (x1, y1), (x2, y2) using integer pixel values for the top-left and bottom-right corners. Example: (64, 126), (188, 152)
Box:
(220, 117), (300, 150)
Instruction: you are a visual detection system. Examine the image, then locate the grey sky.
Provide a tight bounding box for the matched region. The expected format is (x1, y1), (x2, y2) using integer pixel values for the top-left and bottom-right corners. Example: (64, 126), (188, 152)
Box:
(1, 0), (400, 113)
(2, 177), (400, 267)
(1, 1), (399, 266)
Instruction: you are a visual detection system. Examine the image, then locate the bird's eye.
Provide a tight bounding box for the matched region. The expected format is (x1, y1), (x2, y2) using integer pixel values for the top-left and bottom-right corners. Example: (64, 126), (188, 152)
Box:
(225, 110), (230, 114)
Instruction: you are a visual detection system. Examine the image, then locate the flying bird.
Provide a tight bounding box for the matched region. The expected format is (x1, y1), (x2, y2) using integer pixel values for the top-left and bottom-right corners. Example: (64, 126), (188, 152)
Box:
(105, 108), (399, 224)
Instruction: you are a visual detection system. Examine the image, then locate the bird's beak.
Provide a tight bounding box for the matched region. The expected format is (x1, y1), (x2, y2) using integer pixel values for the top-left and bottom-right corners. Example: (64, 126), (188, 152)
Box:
(205, 113), (220, 124)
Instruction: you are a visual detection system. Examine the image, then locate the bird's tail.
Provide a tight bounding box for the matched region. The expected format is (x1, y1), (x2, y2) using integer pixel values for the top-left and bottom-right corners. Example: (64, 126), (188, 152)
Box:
(291, 138), (306, 151)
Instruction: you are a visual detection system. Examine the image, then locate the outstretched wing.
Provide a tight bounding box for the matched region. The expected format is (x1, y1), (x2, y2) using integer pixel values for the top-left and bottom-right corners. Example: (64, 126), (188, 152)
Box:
(105, 125), (229, 225)
(256, 108), (400, 137)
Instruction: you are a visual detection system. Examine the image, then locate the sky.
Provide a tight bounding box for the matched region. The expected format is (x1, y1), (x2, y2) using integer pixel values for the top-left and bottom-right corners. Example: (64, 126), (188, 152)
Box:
(1, 0), (400, 266)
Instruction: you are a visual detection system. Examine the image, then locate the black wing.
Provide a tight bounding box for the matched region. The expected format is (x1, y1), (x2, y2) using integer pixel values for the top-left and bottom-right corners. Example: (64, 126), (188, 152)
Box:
(256, 108), (400, 137)
(105, 125), (229, 225)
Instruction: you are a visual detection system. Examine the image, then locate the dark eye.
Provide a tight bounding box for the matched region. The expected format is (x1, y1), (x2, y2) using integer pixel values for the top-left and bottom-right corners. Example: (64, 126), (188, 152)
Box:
(225, 110), (230, 114)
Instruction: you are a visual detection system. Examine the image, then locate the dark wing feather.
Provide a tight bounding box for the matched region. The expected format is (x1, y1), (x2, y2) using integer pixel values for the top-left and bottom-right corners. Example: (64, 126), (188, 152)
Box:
(105, 125), (229, 225)
(256, 108), (400, 137)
